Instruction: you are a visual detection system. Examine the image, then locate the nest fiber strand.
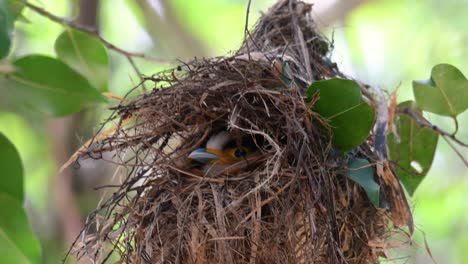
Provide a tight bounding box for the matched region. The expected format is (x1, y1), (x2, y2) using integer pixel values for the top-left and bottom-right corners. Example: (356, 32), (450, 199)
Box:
(72, 1), (408, 263)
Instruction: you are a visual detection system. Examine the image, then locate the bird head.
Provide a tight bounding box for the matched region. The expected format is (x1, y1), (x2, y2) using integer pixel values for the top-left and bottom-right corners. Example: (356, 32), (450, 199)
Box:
(188, 131), (252, 166)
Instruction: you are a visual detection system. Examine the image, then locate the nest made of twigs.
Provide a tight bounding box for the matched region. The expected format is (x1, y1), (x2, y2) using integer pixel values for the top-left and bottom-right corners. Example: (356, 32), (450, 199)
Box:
(70, 1), (409, 263)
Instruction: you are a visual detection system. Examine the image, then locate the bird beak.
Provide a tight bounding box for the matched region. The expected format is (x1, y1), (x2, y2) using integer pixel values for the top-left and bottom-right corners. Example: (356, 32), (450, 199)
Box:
(188, 148), (220, 164)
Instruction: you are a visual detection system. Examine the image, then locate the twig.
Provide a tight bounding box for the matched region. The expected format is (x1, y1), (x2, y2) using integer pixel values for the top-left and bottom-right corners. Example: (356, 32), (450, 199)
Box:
(126, 56), (148, 92)
(289, 0), (313, 81)
(24, 1), (173, 64)
(102, 92), (125, 101)
(442, 135), (468, 167)
(372, 85), (390, 160)
(244, 0), (252, 60)
(399, 107), (468, 148)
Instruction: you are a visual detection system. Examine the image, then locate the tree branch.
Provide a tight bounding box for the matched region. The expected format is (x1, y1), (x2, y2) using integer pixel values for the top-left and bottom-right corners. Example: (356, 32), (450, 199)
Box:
(24, 1), (173, 64)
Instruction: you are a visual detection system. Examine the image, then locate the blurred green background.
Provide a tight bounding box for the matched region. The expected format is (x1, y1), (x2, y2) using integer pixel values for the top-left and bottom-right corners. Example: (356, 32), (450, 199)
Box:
(1, 0), (467, 263)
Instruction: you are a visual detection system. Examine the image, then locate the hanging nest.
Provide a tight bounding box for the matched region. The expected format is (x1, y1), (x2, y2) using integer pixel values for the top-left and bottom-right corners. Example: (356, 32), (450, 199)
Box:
(70, 1), (413, 263)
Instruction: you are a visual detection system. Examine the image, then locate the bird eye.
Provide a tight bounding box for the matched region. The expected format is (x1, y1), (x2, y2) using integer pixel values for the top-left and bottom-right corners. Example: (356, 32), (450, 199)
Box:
(234, 148), (247, 158)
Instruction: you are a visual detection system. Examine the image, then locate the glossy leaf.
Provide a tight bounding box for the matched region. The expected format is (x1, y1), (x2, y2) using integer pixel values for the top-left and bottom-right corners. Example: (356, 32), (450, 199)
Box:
(6, 55), (106, 117)
(388, 101), (439, 195)
(413, 64), (468, 117)
(55, 29), (109, 91)
(306, 78), (375, 151)
(0, 132), (23, 202)
(347, 158), (380, 207)
(0, 194), (41, 264)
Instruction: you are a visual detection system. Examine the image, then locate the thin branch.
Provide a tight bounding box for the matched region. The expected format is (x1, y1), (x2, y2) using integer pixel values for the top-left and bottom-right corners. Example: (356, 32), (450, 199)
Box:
(126, 56), (148, 92)
(289, 1), (312, 81)
(443, 135), (468, 167)
(24, 1), (173, 64)
(399, 107), (468, 148)
(244, 0), (252, 60)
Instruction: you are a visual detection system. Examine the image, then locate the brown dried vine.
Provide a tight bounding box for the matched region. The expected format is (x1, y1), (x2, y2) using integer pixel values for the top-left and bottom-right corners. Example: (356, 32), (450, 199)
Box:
(69, 1), (411, 263)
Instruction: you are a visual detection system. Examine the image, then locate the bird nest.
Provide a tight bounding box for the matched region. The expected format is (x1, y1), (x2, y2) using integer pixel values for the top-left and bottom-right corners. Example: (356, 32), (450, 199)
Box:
(70, 1), (411, 263)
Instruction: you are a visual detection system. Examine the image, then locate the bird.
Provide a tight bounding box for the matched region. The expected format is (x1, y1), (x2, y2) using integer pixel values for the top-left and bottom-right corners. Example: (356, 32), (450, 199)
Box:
(188, 131), (254, 175)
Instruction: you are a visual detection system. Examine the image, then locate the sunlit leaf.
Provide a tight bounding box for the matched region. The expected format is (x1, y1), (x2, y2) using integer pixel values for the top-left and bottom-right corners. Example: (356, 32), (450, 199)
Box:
(0, 132), (23, 202)
(0, 194), (41, 264)
(55, 29), (109, 91)
(306, 78), (375, 151)
(347, 158), (380, 207)
(388, 101), (438, 195)
(4, 55), (106, 117)
(413, 64), (468, 117)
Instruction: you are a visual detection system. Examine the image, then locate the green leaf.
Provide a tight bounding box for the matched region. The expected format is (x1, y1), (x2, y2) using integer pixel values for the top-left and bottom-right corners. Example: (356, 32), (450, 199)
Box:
(5, 55), (106, 117)
(55, 29), (109, 91)
(0, 2), (12, 59)
(0, 0), (25, 59)
(388, 101), (439, 195)
(0, 193), (41, 264)
(306, 78), (375, 151)
(0, 132), (23, 202)
(6, 0), (25, 19)
(347, 158), (380, 207)
(413, 64), (468, 117)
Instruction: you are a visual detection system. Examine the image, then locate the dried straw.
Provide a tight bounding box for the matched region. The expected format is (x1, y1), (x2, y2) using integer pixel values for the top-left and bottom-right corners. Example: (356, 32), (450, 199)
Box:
(70, 1), (412, 263)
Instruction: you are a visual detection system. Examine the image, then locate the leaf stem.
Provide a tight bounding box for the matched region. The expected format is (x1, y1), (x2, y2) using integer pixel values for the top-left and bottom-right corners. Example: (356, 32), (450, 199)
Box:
(452, 116), (459, 136)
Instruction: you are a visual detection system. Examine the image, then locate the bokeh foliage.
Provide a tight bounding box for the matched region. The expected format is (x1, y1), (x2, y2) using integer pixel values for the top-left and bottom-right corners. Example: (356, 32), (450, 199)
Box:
(0, 0), (466, 263)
